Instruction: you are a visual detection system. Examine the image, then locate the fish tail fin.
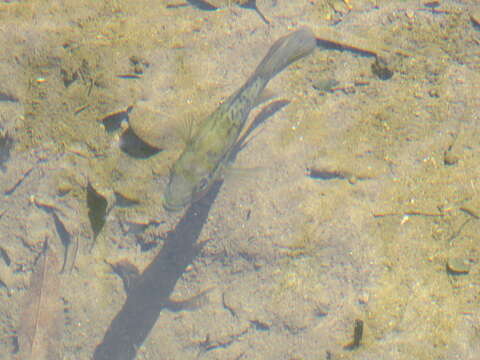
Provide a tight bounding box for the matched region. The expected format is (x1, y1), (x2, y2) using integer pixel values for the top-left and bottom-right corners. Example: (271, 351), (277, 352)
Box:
(253, 27), (316, 80)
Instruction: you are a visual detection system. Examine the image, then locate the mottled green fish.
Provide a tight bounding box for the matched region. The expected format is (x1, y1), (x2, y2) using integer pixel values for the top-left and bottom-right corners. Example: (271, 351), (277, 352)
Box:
(163, 27), (316, 211)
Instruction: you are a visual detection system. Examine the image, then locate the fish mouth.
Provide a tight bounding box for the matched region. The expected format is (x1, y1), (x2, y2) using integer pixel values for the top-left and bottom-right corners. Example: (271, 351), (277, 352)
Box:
(163, 201), (184, 212)
(163, 197), (189, 212)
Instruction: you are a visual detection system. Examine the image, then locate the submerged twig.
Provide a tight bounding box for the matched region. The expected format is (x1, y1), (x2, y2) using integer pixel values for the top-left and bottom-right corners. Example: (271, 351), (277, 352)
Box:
(17, 241), (64, 360)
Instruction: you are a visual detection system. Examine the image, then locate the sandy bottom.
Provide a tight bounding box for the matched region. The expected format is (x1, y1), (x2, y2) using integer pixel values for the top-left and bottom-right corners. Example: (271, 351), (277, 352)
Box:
(0, 0), (480, 359)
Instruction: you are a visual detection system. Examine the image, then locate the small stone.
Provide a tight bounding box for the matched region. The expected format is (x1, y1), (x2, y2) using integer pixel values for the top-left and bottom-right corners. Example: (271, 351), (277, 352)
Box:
(446, 257), (471, 275)
(312, 78), (339, 93)
(348, 176), (358, 185)
(443, 148), (459, 166)
(57, 181), (73, 196)
(128, 102), (179, 150)
(371, 56), (394, 80)
(428, 89), (440, 98)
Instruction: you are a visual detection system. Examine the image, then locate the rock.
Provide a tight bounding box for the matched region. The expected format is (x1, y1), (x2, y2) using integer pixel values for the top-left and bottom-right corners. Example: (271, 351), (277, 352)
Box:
(446, 257), (471, 275)
(128, 102), (180, 150)
(443, 147), (459, 166)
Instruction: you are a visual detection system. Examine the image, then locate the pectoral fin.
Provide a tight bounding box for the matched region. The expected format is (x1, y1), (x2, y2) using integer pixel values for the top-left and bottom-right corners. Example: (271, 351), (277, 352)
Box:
(165, 288), (212, 312)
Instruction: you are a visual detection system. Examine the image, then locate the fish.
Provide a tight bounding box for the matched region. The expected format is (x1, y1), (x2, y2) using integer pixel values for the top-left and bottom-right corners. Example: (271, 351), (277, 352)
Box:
(163, 27), (316, 212)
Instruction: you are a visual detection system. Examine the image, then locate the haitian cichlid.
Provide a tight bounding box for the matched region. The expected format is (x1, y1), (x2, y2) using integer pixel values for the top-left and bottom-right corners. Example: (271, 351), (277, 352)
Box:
(163, 27), (316, 212)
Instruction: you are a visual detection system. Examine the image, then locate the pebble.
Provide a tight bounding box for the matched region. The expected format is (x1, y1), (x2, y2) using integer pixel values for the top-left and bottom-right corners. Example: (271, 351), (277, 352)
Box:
(128, 102), (179, 150)
(446, 257), (471, 275)
(443, 147), (459, 166)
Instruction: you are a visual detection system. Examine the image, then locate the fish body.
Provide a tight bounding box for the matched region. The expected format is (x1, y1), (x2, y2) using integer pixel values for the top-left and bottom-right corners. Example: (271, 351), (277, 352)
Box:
(163, 28), (316, 211)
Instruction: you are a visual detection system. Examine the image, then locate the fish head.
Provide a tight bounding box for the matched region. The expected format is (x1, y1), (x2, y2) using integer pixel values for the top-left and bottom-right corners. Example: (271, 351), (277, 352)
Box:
(163, 150), (215, 212)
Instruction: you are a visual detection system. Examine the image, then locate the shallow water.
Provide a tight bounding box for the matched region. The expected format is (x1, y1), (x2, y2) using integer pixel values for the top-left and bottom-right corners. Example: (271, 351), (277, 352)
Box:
(0, 0), (479, 359)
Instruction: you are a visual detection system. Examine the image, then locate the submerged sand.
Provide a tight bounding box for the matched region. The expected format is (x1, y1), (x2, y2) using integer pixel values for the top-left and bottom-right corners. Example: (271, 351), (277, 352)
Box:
(0, 0), (479, 359)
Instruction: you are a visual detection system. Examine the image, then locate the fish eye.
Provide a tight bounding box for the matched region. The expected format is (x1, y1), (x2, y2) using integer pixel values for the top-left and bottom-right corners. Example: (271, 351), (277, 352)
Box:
(197, 178), (209, 192)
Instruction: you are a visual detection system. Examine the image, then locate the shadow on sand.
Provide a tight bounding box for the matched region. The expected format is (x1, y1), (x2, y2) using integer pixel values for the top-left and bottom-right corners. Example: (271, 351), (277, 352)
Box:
(93, 99), (289, 359)
(93, 181), (221, 360)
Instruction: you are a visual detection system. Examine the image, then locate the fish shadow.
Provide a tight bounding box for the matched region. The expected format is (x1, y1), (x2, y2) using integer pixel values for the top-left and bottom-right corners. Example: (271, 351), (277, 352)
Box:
(93, 99), (289, 360)
(234, 99), (290, 156)
(186, 0), (217, 11)
(93, 181), (221, 360)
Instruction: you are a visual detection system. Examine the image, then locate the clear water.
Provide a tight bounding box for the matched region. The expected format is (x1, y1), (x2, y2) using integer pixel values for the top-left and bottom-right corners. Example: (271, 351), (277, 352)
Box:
(0, 0), (479, 359)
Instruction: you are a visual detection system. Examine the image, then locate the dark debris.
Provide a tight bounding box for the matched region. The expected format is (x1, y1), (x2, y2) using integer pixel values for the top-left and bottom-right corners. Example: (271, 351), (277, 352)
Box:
(344, 319), (364, 350)
(371, 56), (394, 80)
(0, 128), (13, 171)
(86, 182), (108, 241)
